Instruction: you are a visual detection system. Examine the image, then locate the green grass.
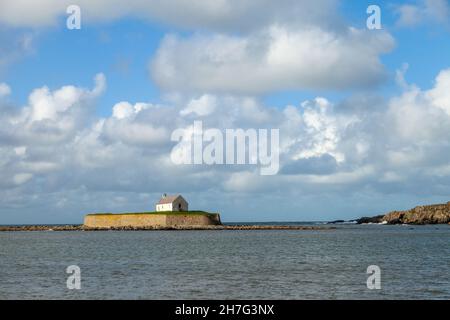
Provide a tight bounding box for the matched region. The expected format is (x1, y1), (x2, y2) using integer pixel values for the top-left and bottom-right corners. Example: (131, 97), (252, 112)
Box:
(86, 210), (218, 217)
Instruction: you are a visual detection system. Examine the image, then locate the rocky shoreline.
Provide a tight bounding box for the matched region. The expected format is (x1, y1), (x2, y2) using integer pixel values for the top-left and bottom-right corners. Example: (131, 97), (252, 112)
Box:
(354, 201), (450, 225)
(0, 224), (334, 232)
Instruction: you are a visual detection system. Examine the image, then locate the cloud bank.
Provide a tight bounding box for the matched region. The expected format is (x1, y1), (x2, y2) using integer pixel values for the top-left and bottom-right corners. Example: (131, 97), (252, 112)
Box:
(0, 0), (338, 30)
(150, 26), (394, 94)
(2, 69), (450, 222)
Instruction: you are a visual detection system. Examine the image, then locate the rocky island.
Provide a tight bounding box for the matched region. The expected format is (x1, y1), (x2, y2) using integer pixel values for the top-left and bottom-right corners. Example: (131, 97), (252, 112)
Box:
(84, 195), (223, 229)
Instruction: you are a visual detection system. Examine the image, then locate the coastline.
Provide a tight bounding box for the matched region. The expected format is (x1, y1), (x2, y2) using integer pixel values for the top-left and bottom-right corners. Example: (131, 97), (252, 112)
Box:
(0, 224), (335, 232)
(353, 201), (450, 225)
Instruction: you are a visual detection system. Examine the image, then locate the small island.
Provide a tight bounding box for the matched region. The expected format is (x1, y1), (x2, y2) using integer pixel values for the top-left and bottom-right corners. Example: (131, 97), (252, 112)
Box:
(0, 194), (333, 231)
(84, 194), (222, 228)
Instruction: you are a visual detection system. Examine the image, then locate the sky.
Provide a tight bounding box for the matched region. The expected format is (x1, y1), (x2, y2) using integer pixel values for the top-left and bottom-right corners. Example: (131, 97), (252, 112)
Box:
(1, 0), (450, 224)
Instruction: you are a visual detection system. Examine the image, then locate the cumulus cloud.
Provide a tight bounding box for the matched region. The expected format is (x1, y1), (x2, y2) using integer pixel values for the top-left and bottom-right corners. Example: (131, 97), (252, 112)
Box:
(180, 94), (217, 116)
(0, 73), (104, 156)
(150, 26), (394, 94)
(105, 101), (169, 146)
(426, 69), (450, 115)
(1, 1), (394, 95)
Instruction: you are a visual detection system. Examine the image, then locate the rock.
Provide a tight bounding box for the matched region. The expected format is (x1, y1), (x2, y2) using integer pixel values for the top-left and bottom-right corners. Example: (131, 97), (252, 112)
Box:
(382, 202), (450, 225)
(0, 224), (334, 231)
(0, 225), (83, 231)
(327, 220), (345, 224)
(356, 215), (385, 224)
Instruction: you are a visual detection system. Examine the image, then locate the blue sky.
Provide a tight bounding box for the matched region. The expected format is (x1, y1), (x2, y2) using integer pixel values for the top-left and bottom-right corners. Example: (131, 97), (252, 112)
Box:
(4, 19), (165, 114)
(4, 1), (450, 112)
(1, 0), (450, 224)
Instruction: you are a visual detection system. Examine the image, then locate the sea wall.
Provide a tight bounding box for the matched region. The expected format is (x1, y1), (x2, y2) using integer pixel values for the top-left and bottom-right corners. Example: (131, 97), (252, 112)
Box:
(84, 213), (221, 228)
(165, 214), (221, 226)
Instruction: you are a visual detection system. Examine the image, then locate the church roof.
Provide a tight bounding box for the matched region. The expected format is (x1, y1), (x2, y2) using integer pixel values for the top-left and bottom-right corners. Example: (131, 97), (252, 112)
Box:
(157, 194), (181, 205)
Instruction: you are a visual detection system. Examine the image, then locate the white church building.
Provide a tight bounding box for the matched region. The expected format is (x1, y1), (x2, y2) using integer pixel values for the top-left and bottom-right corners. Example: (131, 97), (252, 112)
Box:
(155, 194), (189, 212)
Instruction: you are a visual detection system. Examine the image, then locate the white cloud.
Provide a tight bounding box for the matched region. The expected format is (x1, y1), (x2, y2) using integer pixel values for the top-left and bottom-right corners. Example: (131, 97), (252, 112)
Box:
(0, 83), (11, 97)
(102, 117), (169, 147)
(14, 146), (27, 156)
(288, 97), (356, 163)
(151, 26), (394, 94)
(13, 173), (33, 185)
(113, 101), (135, 119)
(180, 94), (217, 116)
(0, 73), (105, 148)
(426, 69), (450, 115)
(25, 72), (105, 122)
(1, 1), (394, 95)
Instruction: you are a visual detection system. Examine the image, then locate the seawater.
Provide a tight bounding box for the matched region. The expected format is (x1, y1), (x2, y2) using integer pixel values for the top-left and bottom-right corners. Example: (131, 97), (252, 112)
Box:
(1, 224), (449, 299)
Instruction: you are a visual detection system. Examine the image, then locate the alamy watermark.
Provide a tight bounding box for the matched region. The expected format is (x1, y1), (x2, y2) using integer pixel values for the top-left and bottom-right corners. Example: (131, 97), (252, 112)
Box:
(66, 265), (81, 290)
(170, 121), (279, 175)
(367, 5), (382, 30)
(64, 5), (380, 30)
(66, 5), (81, 30)
(366, 265), (381, 290)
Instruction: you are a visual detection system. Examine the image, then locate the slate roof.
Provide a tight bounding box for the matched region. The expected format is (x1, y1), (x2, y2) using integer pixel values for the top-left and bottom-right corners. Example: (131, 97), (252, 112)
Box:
(157, 195), (181, 205)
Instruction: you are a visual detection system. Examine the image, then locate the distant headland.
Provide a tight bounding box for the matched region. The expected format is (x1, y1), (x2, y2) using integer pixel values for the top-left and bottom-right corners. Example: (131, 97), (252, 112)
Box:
(353, 201), (450, 225)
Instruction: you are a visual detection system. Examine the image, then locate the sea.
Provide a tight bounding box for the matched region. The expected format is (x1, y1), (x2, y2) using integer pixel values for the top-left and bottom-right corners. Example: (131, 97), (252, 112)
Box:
(1, 223), (449, 299)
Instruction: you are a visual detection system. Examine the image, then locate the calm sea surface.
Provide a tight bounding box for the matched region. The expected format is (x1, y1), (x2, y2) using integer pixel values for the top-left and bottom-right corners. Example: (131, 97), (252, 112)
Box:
(1, 224), (450, 299)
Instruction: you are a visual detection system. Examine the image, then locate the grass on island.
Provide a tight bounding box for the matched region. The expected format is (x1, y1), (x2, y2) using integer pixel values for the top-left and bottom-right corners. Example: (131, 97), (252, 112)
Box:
(86, 210), (219, 217)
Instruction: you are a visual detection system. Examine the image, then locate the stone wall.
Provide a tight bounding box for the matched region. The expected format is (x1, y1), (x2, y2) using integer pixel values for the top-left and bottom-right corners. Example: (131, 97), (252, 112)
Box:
(165, 213), (221, 226)
(84, 213), (221, 228)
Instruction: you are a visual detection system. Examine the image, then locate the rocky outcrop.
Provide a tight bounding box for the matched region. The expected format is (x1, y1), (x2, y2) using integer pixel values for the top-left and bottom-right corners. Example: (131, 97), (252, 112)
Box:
(355, 215), (385, 224)
(382, 202), (450, 225)
(0, 225), (83, 231)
